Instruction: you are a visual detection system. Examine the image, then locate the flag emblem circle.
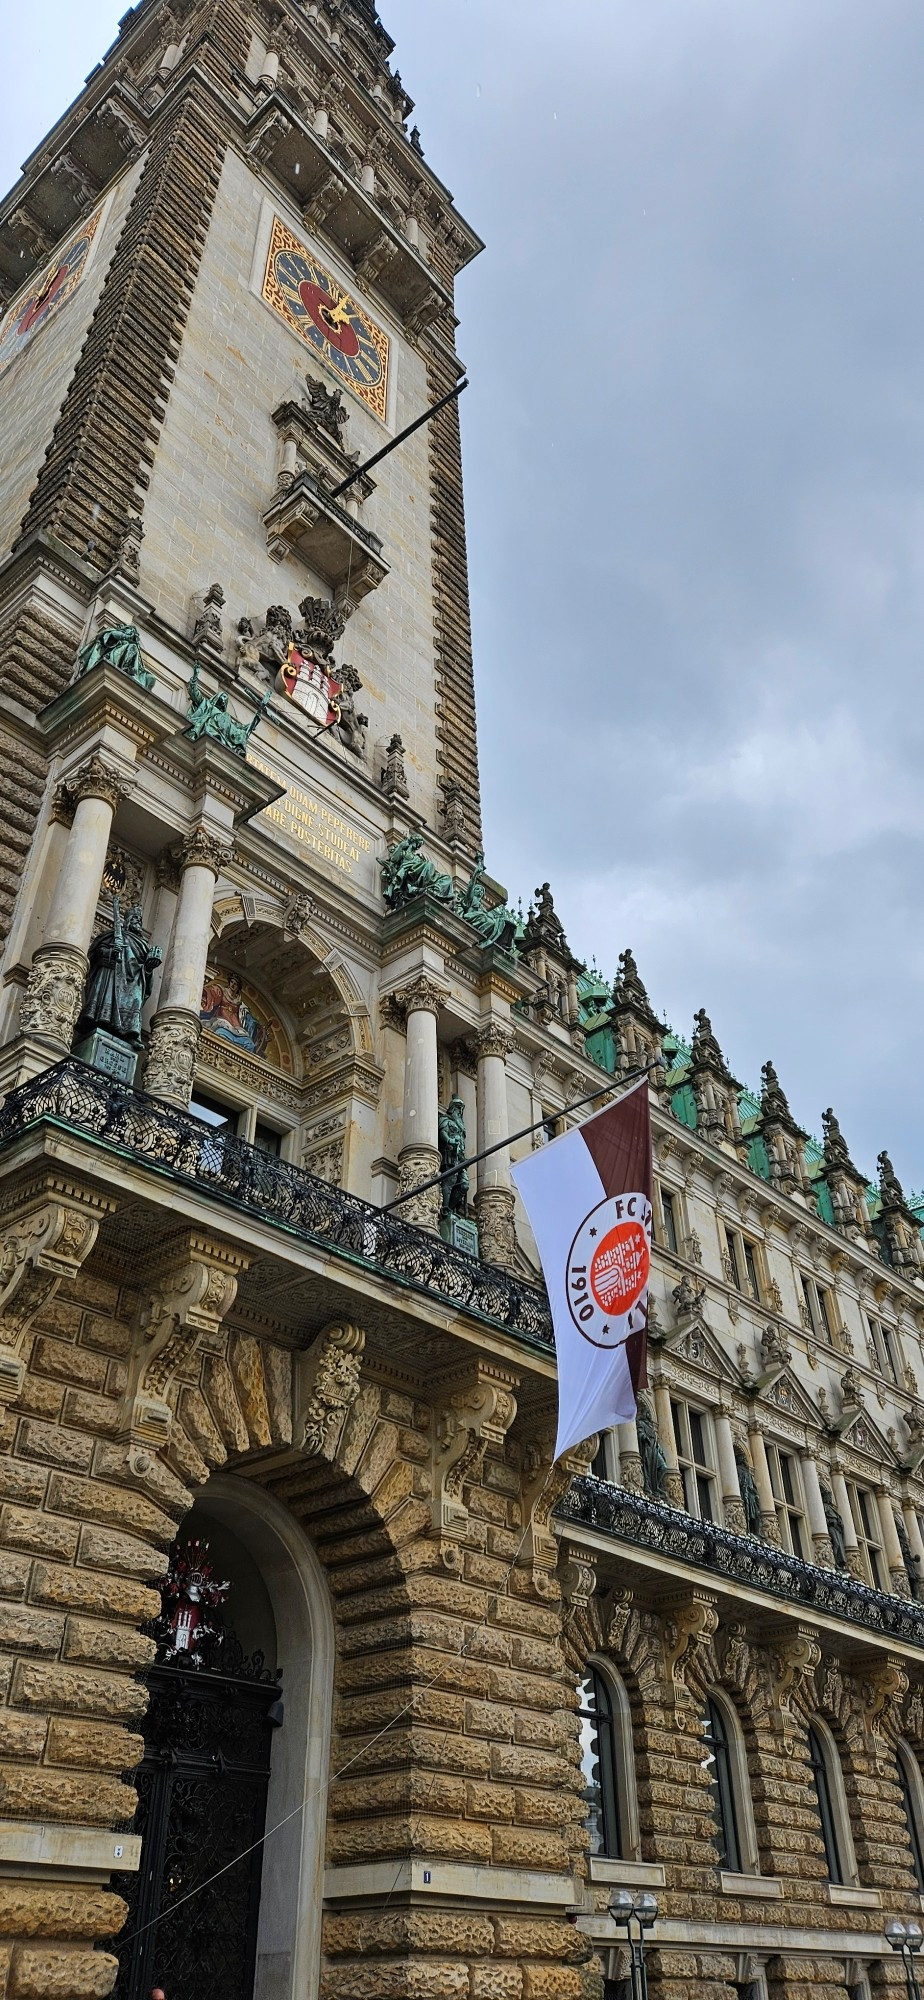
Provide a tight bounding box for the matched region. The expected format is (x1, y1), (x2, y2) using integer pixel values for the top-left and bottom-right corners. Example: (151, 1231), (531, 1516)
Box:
(566, 1194), (651, 1348)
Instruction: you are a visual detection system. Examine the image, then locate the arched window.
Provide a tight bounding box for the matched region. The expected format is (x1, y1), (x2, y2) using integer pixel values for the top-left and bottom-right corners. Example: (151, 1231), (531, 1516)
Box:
(807, 1721), (856, 1886)
(897, 1742), (924, 1890)
(577, 1663), (638, 1860)
(702, 1696), (742, 1871)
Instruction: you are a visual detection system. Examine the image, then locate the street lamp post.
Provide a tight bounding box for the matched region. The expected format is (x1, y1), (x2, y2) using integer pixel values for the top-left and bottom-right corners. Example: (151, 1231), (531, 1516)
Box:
(609, 1889), (659, 2000)
(886, 1919), (924, 2000)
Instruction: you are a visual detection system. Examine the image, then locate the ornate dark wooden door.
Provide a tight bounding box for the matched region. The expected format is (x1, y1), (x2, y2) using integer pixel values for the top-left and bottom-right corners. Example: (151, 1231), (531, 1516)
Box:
(113, 1660), (281, 2000)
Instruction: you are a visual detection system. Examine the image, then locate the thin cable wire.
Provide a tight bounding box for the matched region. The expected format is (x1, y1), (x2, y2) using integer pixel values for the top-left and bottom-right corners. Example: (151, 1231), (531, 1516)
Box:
(115, 1460), (559, 1953)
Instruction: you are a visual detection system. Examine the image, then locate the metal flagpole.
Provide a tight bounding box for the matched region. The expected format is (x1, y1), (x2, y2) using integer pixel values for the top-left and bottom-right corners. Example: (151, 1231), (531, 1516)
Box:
(380, 1059), (658, 1215)
(328, 378), (469, 501)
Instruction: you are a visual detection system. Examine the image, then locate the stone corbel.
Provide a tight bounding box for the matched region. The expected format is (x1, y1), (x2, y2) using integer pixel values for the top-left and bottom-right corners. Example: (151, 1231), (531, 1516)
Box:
(295, 1321), (366, 1462)
(0, 1180), (115, 1402)
(122, 1234), (248, 1448)
(859, 1656), (909, 1747)
(763, 1623), (822, 1736)
(519, 1427), (598, 1597)
(432, 1360), (519, 1545)
(557, 1538), (598, 1616)
(659, 1588), (719, 1700)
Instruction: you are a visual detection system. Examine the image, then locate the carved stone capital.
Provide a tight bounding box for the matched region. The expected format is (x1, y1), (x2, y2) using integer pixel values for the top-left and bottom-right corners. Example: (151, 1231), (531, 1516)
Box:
(180, 825), (235, 876)
(122, 1234), (248, 1446)
(19, 943), (88, 1052)
(143, 1007), (202, 1106)
(69, 754), (134, 814)
(399, 971), (450, 1018)
(474, 1186), (517, 1268)
(474, 1021), (516, 1064)
(296, 1321), (366, 1461)
(433, 1361), (519, 1543)
(0, 1180), (114, 1402)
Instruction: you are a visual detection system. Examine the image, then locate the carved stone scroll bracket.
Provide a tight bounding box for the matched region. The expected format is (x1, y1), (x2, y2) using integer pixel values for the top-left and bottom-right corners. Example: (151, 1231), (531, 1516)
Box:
(122, 1235), (249, 1448)
(432, 1360), (519, 1546)
(859, 1656), (909, 1757)
(519, 1427), (598, 1598)
(296, 1321), (366, 1463)
(762, 1623), (822, 1739)
(0, 1180), (114, 1403)
(658, 1588), (719, 1704)
(558, 1538), (598, 1618)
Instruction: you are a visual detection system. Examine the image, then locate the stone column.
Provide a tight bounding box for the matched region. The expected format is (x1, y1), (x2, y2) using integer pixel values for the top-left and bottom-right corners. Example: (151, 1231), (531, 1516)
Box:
(143, 827), (232, 1107)
(652, 1379), (685, 1510)
(903, 1501), (924, 1598)
(19, 755), (132, 1054)
(715, 1409), (745, 1533)
(877, 1488), (909, 1596)
(395, 973), (447, 1230)
(617, 1418), (644, 1493)
(799, 1449), (835, 1567)
(747, 1421), (781, 1544)
(831, 1467), (863, 1579)
(474, 1020), (516, 1266)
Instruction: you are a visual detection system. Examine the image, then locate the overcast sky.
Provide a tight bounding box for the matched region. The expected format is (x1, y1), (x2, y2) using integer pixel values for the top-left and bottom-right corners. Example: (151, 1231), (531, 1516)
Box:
(5, 1), (924, 1189)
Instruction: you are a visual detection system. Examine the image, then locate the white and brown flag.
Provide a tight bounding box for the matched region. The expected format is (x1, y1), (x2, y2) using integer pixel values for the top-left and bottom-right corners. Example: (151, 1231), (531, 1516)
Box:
(512, 1080), (652, 1461)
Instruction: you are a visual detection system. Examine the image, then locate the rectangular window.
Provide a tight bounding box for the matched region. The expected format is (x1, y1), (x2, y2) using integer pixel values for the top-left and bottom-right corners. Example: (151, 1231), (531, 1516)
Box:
(724, 1227), (762, 1302)
(867, 1315), (901, 1384)
(766, 1444), (809, 1561)
(800, 1274), (836, 1343)
(253, 1122), (282, 1157)
(660, 1186), (679, 1255)
(670, 1398), (717, 1520)
(847, 1483), (889, 1591)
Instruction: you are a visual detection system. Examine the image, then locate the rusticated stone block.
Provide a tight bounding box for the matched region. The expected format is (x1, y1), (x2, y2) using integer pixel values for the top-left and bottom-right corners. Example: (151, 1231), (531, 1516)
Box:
(320, 1959), (469, 2000)
(30, 1339), (108, 1391)
(333, 1771), (466, 1819)
(491, 1827), (569, 1870)
(324, 1912), (493, 1956)
(1, 1506), (79, 1561)
(466, 1780), (516, 1822)
(12, 1659), (148, 1721)
(514, 1711), (569, 1751)
(339, 1687), (463, 1734)
(91, 1439), (189, 1519)
(0, 1601), (64, 1655)
(0, 1712), (47, 1761)
(471, 1967), (523, 2000)
(522, 1966), (582, 2000)
(45, 1473), (175, 1543)
(0, 1765), (135, 1825)
(486, 1668), (561, 1713)
(0, 1553), (30, 1600)
(465, 1699), (515, 1740)
(0, 1883), (126, 1939)
(15, 1418), (94, 1473)
(61, 1614), (155, 1670)
(8, 1943), (119, 1998)
(80, 1314), (131, 1355)
(16, 1377), (65, 1421)
(490, 1744), (572, 1788)
(328, 1817), (493, 1866)
(30, 1299), (82, 1341)
(510, 1635), (562, 1676)
(78, 1524), (167, 1579)
(0, 1461), (47, 1507)
(30, 1561), (159, 1624)
(493, 1921), (586, 1962)
(514, 1787), (573, 1829)
(61, 1389), (119, 1436)
(46, 1716), (144, 1771)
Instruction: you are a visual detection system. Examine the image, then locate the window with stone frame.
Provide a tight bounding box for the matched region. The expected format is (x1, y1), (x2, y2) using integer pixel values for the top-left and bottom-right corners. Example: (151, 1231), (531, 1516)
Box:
(807, 1721), (856, 1885)
(799, 1273), (835, 1343)
(656, 1181), (681, 1255)
(723, 1225), (763, 1303)
(577, 1663), (638, 1860)
(700, 1692), (758, 1874)
(866, 1313), (902, 1385)
(897, 1742), (924, 1891)
(845, 1482), (889, 1591)
(670, 1398), (717, 1520)
(764, 1443), (809, 1561)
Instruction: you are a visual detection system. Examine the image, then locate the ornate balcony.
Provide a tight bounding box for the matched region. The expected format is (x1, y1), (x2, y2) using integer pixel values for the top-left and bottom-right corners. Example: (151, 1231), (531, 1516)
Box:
(560, 1475), (924, 1649)
(0, 1061), (553, 1351)
(262, 468), (389, 609)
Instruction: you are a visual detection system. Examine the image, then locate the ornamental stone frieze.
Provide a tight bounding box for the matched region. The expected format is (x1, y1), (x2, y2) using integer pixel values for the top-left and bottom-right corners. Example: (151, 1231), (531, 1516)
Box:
(0, 1177), (116, 1402)
(122, 1233), (249, 1450)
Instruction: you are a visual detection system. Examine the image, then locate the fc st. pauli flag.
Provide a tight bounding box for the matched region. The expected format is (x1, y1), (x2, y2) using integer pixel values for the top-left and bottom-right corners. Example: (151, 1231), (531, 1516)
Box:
(512, 1079), (652, 1461)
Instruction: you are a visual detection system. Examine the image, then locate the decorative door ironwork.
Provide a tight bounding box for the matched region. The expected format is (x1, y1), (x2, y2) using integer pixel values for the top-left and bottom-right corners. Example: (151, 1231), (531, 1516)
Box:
(112, 1542), (282, 2000)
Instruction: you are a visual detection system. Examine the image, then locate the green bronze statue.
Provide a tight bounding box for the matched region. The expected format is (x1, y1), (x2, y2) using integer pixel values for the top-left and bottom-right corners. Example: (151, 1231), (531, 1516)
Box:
(185, 664), (270, 759)
(76, 896), (162, 1050)
(75, 623), (155, 690)
(457, 851), (518, 953)
(380, 831), (456, 911)
(438, 1096), (469, 1215)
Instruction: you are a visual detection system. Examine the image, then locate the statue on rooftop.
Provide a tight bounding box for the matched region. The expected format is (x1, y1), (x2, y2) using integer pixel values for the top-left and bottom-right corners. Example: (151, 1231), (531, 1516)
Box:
(185, 664), (270, 757)
(75, 622), (154, 690)
(76, 895), (161, 1050)
(380, 831), (456, 911)
(457, 851), (518, 954)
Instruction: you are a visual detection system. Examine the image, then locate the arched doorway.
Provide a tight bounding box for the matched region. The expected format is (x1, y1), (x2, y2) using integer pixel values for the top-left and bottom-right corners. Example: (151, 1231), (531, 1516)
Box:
(113, 1476), (334, 2000)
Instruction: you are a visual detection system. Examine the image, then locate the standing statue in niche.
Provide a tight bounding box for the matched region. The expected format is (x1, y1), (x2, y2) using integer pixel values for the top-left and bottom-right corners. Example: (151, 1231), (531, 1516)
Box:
(735, 1448), (763, 1539)
(438, 1097), (469, 1215)
(820, 1484), (848, 1572)
(636, 1397), (668, 1501)
(75, 896), (162, 1049)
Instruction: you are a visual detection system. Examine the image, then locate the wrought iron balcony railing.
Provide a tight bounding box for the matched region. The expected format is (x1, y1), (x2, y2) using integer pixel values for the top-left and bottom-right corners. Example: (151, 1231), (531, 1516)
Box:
(560, 1474), (924, 1648)
(0, 1060), (553, 1351)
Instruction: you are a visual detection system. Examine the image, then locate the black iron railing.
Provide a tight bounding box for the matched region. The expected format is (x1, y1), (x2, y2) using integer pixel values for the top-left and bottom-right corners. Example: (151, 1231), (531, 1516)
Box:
(560, 1475), (924, 1646)
(0, 1060), (553, 1349)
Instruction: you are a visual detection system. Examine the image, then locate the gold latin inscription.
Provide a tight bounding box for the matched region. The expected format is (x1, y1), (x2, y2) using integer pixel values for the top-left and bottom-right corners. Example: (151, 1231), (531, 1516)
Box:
(250, 754), (373, 877)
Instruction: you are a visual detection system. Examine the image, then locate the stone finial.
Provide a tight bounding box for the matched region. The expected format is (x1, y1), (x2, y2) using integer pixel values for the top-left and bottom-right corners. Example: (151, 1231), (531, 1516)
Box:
(878, 1150), (906, 1210)
(191, 582), (225, 654)
(760, 1060), (793, 1122)
(691, 1008), (728, 1072)
(822, 1107), (859, 1176)
(113, 512), (144, 583)
(437, 777), (466, 845)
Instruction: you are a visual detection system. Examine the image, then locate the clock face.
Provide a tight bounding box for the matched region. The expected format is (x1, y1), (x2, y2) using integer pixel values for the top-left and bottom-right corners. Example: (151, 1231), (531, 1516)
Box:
(262, 215), (390, 423)
(0, 208), (102, 377)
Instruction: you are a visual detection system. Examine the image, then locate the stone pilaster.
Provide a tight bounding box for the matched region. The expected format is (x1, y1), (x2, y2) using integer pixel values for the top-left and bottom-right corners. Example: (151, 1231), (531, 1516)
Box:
(143, 826), (233, 1107)
(473, 1020), (516, 1267)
